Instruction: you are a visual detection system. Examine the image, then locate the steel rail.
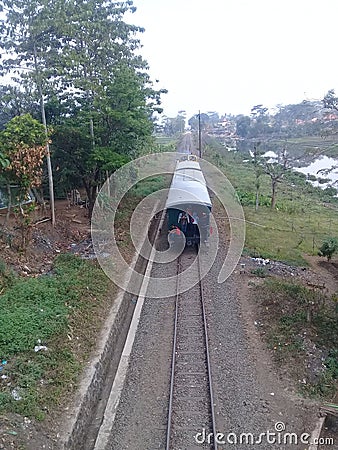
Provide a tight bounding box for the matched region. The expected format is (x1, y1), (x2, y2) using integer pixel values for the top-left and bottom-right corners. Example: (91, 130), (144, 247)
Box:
(165, 251), (218, 450)
(197, 254), (218, 450)
(165, 256), (180, 450)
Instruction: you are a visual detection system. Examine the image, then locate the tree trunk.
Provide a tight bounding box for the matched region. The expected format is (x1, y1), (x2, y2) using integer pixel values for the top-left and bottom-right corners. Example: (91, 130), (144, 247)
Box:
(33, 43), (56, 226)
(82, 175), (98, 217)
(5, 183), (11, 223)
(255, 175), (260, 211)
(32, 187), (46, 213)
(89, 116), (95, 149)
(271, 180), (277, 209)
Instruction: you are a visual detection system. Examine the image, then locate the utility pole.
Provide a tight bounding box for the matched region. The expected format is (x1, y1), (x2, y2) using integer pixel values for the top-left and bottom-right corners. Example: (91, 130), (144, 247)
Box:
(33, 44), (55, 226)
(198, 110), (202, 158)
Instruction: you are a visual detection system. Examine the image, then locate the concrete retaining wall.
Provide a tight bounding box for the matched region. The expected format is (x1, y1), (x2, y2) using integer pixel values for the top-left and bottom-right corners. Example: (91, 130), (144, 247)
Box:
(61, 207), (161, 449)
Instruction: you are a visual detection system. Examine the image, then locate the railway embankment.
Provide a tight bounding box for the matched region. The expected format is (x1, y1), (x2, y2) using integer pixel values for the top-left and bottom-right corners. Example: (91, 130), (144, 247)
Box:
(1, 149), (337, 448)
(100, 199), (332, 449)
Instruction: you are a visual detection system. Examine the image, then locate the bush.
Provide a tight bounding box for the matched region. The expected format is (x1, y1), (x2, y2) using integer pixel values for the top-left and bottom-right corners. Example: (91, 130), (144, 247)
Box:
(318, 237), (338, 261)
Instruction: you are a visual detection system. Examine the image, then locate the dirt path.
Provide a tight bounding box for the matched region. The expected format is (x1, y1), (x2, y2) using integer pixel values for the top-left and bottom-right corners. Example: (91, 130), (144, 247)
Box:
(303, 254), (338, 296)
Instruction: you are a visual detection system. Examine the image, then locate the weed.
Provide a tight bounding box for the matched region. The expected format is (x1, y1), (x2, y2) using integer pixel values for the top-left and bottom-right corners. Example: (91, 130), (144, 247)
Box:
(253, 278), (338, 399)
(0, 258), (16, 290)
(251, 267), (268, 278)
(304, 352), (338, 398)
(0, 254), (110, 419)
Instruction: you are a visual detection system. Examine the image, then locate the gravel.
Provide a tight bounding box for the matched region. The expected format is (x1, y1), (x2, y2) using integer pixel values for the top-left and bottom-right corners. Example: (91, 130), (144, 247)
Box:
(106, 255), (176, 450)
(104, 218), (318, 450)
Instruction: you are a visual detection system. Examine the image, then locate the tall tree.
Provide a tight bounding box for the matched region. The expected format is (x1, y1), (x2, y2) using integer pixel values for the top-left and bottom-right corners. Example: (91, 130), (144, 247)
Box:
(0, 84), (39, 130)
(262, 148), (291, 209)
(51, 1), (146, 147)
(0, 114), (47, 244)
(0, 0), (61, 225)
(251, 142), (264, 211)
(323, 89), (338, 112)
(0, 0), (166, 215)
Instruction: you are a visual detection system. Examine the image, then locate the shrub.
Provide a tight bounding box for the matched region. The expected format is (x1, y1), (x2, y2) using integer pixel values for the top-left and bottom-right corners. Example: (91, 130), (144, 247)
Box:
(318, 237), (338, 261)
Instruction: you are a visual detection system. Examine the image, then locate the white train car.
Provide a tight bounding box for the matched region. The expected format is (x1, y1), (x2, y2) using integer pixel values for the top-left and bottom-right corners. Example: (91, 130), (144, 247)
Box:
(166, 159), (212, 247)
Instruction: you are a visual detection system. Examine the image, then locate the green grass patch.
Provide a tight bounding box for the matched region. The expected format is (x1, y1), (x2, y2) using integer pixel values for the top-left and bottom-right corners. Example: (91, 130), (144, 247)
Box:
(131, 175), (168, 197)
(0, 254), (110, 419)
(204, 143), (338, 265)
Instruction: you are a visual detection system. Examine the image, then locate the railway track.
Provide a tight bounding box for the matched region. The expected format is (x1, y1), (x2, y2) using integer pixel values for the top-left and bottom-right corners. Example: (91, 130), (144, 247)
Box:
(166, 248), (218, 450)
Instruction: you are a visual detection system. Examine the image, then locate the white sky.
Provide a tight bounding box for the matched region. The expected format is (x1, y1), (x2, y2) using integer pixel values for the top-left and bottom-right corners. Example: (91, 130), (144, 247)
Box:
(127, 0), (338, 119)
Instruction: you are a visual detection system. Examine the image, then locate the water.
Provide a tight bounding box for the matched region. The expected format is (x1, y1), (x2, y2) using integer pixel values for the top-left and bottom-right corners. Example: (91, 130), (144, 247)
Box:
(295, 155), (338, 187)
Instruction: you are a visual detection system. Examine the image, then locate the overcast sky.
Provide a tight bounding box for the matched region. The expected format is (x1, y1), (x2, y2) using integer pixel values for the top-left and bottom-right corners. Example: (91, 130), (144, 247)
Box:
(127, 0), (338, 119)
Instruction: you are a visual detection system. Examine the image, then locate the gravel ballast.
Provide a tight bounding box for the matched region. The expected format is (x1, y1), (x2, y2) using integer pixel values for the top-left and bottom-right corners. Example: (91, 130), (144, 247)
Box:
(104, 219), (318, 449)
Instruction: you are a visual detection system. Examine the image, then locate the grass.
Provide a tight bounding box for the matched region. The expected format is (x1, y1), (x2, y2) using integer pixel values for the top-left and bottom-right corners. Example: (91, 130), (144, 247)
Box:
(0, 254), (111, 420)
(131, 175), (169, 198)
(252, 278), (338, 398)
(204, 141), (338, 265)
(0, 174), (170, 422)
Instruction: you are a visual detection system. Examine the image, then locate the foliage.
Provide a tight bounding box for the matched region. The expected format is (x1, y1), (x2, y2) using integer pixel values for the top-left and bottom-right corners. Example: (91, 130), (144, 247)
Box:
(323, 89), (338, 112)
(236, 190), (271, 207)
(0, 85), (39, 131)
(188, 112), (219, 132)
(318, 237), (338, 261)
(0, 114), (47, 190)
(251, 267), (268, 278)
(0, 114), (47, 249)
(0, 151), (9, 169)
(0, 0), (167, 212)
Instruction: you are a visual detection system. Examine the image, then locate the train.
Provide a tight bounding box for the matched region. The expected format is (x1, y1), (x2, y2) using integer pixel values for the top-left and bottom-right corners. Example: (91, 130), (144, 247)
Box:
(165, 154), (212, 247)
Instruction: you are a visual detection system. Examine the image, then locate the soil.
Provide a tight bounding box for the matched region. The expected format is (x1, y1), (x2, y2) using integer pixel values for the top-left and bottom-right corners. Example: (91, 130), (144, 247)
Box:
(0, 201), (92, 450)
(239, 254), (338, 449)
(0, 200), (337, 449)
(0, 200), (91, 276)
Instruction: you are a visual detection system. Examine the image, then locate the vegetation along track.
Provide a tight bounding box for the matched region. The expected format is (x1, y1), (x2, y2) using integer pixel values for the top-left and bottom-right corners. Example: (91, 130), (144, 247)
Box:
(166, 247), (218, 450)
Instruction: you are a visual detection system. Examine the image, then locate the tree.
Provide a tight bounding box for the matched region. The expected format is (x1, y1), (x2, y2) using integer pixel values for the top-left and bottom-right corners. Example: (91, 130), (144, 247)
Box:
(50, 61), (164, 212)
(46, 1), (165, 211)
(0, 114), (47, 193)
(0, 84), (39, 130)
(250, 104), (270, 137)
(0, 0), (62, 225)
(0, 114), (47, 247)
(250, 104), (268, 119)
(235, 115), (251, 138)
(323, 89), (338, 112)
(318, 238), (338, 261)
(261, 148), (291, 209)
(188, 113), (210, 131)
(251, 142), (264, 211)
(0, 0), (166, 216)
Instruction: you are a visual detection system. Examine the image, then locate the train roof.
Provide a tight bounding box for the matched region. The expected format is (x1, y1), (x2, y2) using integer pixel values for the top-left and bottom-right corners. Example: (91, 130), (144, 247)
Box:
(173, 168), (206, 186)
(166, 163), (211, 209)
(175, 160), (201, 171)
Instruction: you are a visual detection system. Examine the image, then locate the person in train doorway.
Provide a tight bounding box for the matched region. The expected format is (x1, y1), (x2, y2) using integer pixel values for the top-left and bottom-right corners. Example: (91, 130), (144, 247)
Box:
(199, 211), (209, 243)
(168, 225), (183, 249)
(186, 207), (195, 236)
(192, 211), (199, 237)
(177, 211), (189, 234)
